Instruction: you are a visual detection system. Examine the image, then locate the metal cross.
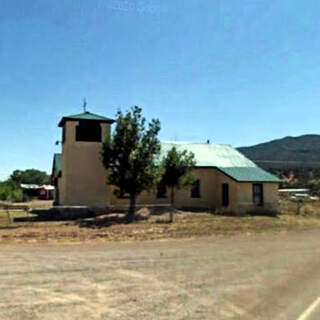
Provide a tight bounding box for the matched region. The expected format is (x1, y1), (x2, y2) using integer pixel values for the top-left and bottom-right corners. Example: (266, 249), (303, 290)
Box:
(83, 98), (87, 112)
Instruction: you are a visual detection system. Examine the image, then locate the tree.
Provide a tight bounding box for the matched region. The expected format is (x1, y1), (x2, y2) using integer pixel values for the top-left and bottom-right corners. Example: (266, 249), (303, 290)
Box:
(161, 147), (196, 222)
(0, 181), (25, 202)
(101, 106), (161, 222)
(9, 169), (50, 185)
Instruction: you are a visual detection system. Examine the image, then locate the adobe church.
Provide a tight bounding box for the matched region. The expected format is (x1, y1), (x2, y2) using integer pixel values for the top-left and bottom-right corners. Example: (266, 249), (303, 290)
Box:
(52, 110), (281, 215)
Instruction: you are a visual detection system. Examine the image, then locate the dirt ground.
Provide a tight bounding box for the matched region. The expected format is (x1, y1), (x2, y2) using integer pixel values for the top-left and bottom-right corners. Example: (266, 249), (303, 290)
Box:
(2, 201), (320, 319)
(1, 230), (320, 320)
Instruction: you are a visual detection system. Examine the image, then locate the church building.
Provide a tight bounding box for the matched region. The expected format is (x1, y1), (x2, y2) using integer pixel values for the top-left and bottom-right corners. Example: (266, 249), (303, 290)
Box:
(52, 110), (281, 215)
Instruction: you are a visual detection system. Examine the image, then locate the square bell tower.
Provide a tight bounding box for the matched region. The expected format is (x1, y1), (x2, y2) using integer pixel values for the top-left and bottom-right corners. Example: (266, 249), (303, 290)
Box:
(56, 110), (115, 207)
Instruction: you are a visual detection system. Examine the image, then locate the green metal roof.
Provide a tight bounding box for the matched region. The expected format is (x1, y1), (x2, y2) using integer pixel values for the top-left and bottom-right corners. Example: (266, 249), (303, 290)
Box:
(160, 142), (281, 182)
(52, 153), (61, 175)
(218, 167), (281, 182)
(160, 141), (256, 167)
(58, 111), (115, 127)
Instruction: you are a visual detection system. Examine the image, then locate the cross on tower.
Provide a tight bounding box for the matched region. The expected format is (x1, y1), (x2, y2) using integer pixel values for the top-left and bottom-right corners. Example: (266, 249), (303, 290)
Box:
(83, 98), (87, 112)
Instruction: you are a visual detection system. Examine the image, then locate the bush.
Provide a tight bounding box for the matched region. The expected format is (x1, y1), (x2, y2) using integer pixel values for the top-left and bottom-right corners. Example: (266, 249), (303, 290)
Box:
(0, 181), (26, 203)
(0, 181), (14, 201)
(8, 189), (25, 202)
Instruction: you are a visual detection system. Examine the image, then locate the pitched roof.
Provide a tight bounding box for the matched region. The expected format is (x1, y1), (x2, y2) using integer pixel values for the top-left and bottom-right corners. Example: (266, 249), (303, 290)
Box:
(160, 141), (256, 167)
(52, 153), (61, 175)
(218, 167), (281, 182)
(58, 111), (115, 127)
(160, 142), (281, 182)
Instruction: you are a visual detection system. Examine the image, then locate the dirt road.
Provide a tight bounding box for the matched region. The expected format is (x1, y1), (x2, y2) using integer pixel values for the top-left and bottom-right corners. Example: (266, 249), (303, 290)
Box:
(1, 231), (320, 319)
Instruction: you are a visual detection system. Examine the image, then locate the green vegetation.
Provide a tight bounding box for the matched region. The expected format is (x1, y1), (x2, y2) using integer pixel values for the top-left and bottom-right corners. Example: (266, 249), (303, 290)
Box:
(161, 147), (196, 222)
(9, 169), (50, 185)
(0, 169), (50, 203)
(269, 167), (320, 194)
(101, 106), (161, 221)
(0, 181), (26, 202)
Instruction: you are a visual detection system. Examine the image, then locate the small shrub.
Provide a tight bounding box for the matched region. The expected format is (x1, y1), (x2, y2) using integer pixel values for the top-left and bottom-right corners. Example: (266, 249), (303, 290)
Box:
(0, 181), (26, 202)
(8, 189), (25, 202)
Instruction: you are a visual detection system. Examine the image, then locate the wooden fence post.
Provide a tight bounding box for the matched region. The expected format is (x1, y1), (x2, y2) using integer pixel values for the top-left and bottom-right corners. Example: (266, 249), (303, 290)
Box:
(6, 207), (11, 224)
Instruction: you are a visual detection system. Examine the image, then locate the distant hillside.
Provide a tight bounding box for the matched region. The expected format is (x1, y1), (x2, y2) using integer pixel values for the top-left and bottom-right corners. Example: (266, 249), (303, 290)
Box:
(238, 134), (320, 169)
(238, 135), (320, 193)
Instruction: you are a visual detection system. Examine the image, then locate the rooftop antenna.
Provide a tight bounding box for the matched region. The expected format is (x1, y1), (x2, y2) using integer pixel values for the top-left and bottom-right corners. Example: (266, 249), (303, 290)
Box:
(83, 98), (87, 112)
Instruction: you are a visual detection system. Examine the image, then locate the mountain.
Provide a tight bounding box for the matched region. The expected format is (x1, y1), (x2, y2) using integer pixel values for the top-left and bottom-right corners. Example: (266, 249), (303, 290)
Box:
(238, 134), (320, 169)
(238, 135), (320, 192)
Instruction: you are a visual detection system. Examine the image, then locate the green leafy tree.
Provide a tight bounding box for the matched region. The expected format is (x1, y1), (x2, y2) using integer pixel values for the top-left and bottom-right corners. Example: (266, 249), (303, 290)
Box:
(161, 147), (196, 222)
(10, 169), (50, 185)
(101, 106), (161, 221)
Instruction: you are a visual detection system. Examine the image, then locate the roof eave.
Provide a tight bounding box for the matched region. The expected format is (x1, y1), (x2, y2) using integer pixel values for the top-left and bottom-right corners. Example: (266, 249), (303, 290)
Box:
(239, 180), (282, 183)
(214, 167), (282, 183)
(179, 165), (281, 183)
(58, 117), (115, 127)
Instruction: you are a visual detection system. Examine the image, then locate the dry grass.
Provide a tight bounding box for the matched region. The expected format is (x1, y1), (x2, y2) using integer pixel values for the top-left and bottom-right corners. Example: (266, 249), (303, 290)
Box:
(1, 207), (320, 243)
(279, 198), (320, 216)
(0, 200), (52, 226)
(1, 199), (320, 244)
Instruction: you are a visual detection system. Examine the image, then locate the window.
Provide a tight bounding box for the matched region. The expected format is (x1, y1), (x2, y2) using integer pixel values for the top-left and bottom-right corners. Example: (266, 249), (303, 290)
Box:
(222, 183), (229, 207)
(157, 183), (167, 198)
(191, 179), (201, 198)
(76, 120), (102, 142)
(253, 184), (263, 206)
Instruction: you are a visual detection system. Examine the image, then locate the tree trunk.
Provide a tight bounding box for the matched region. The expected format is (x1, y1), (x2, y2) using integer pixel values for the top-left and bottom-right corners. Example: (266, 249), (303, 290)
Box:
(169, 187), (175, 223)
(127, 193), (136, 222)
(6, 208), (11, 225)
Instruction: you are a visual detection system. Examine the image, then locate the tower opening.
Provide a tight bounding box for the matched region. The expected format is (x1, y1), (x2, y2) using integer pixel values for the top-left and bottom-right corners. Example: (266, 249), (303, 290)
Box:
(76, 120), (102, 142)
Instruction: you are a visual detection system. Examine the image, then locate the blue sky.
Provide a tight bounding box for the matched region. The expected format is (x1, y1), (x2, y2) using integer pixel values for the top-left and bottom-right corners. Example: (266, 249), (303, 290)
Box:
(1, 0), (320, 180)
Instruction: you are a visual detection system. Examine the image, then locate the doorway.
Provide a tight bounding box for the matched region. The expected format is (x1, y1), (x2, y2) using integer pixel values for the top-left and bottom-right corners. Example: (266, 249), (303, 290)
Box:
(222, 183), (229, 207)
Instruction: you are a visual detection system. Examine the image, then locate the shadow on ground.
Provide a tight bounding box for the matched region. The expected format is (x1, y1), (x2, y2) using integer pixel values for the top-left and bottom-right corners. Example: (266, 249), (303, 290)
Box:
(76, 213), (149, 229)
(12, 211), (150, 229)
(10, 206), (280, 231)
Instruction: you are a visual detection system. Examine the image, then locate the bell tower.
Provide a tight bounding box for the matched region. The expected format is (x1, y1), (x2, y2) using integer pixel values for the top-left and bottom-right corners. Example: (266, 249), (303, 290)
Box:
(57, 108), (115, 207)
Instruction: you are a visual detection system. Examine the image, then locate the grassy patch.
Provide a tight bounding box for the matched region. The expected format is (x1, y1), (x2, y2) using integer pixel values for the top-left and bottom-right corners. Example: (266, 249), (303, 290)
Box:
(279, 199), (320, 217)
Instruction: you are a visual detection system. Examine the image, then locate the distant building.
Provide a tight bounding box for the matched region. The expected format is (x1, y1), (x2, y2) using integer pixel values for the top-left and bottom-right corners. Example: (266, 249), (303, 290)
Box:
(279, 188), (310, 199)
(51, 110), (281, 214)
(21, 184), (55, 200)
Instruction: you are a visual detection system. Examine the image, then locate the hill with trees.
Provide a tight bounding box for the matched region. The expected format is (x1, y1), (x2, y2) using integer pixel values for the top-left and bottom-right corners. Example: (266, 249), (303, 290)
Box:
(238, 134), (320, 168)
(238, 134), (320, 193)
